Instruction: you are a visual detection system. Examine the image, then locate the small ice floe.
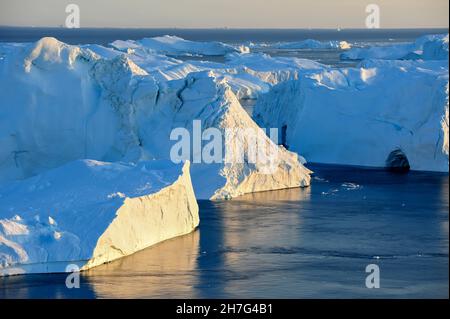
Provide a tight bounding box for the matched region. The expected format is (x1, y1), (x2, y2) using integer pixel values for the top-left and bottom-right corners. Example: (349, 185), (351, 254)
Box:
(137, 182), (153, 192)
(321, 189), (339, 195)
(48, 216), (57, 226)
(107, 192), (126, 199)
(341, 182), (362, 190)
(313, 176), (329, 182)
(36, 181), (52, 191)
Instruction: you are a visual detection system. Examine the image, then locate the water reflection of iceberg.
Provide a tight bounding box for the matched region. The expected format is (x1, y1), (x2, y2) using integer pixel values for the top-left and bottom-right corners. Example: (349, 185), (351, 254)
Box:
(235, 186), (311, 202)
(195, 187), (311, 298)
(83, 230), (200, 298)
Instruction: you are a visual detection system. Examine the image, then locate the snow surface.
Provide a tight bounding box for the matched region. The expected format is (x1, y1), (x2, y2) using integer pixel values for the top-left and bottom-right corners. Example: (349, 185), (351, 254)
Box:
(0, 159), (199, 275)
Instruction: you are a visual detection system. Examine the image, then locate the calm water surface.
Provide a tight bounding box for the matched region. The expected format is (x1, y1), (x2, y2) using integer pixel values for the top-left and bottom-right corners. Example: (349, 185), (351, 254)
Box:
(1, 164), (447, 299)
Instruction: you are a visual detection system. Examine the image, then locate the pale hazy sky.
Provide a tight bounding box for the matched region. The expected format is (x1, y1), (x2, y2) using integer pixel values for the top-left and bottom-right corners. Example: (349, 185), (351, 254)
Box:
(0, 0), (448, 28)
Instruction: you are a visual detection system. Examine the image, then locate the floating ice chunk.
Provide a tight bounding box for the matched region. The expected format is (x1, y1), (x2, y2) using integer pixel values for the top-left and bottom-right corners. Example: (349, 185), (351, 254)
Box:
(0, 219), (29, 236)
(0, 159), (199, 275)
(341, 183), (362, 190)
(48, 216), (57, 226)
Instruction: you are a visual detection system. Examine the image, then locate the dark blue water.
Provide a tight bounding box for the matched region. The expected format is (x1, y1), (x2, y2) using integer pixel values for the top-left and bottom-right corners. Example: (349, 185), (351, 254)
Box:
(1, 165), (447, 299)
(0, 27), (447, 45)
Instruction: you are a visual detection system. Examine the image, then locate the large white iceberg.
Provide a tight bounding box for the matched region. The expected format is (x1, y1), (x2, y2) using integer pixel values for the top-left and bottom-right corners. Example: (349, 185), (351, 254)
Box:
(0, 37), (311, 199)
(254, 59), (449, 172)
(0, 32), (448, 277)
(128, 70), (311, 199)
(111, 45), (323, 102)
(0, 159), (199, 276)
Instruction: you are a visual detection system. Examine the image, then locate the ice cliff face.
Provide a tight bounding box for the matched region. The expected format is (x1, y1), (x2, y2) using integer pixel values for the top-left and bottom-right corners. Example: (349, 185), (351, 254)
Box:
(128, 70), (311, 199)
(0, 160), (199, 275)
(0, 37), (311, 199)
(254, 59), (449, 172)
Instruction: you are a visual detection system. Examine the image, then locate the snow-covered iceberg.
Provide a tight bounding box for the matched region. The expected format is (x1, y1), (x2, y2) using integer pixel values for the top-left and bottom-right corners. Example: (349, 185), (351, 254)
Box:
(129, 70), (311, 199)
(0, 159), (199, 276)
(129, 50), (324, 102)
(254, 59), (449, 172)
(274, 39), (351, 50)
(0, 37), (311, 199)
(341, 34), (448, 61)
(111, 35), (249, 56)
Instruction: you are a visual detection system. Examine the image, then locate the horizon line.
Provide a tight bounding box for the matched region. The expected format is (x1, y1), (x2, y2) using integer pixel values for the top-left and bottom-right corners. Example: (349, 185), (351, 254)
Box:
(0, 25), (449, 30)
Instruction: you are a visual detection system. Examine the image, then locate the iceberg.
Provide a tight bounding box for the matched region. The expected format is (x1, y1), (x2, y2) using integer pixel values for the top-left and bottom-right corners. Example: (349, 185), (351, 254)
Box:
(0, 159), (199, 275)
(274, 39), (351, 50)
(127, 70), (312, 199)
(0, 37), (311, 199)
(254, 58), (449, 172)
(105, 36), (325, 102)
(139, 51), (324, 101)
(111, 35), (249, 56)
(341, 34), (448, 61)
(0, 33), (448, 277)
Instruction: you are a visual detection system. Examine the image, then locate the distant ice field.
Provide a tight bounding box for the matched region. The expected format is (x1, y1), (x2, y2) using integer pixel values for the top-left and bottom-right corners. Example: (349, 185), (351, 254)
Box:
(0, 27), (447, 66)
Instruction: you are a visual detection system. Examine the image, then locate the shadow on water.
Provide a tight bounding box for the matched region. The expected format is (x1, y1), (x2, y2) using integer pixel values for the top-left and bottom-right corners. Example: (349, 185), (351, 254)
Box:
(0, 164), (448, 298)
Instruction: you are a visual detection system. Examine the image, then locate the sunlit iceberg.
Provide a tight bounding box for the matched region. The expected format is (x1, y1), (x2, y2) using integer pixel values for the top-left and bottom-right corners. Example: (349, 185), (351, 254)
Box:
(0, 159), (199, 275)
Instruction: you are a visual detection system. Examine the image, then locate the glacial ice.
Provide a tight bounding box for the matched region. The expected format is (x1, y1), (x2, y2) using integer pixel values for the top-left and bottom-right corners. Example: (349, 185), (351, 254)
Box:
(0, 159), (199, 275)
(247, 39), (352, 50)
(0, 37), (311, 199)
(254, 58), (449, 172)
(111, 35), (249, 56)
(274, 39), (351, 50)
(0, 33), (448, 275)
(341, 34), (449, 61)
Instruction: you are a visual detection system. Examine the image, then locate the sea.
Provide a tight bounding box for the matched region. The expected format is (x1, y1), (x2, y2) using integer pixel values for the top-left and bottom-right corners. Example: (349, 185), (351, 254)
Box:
(0, 164), (448, 299)
(0, 28), (448, 299)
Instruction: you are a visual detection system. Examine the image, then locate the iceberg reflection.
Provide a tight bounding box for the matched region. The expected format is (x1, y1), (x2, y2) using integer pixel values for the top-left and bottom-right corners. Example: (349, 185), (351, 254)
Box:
(83, 230), (200, 298)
